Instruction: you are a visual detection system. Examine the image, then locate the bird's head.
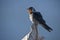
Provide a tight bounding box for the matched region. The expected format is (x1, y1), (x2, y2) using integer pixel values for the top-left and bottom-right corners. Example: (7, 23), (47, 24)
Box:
(27, 7), (36, 14)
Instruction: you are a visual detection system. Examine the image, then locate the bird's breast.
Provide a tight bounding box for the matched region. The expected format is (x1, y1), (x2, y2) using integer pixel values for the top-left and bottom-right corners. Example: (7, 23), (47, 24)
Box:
(29, 14), (34, 23)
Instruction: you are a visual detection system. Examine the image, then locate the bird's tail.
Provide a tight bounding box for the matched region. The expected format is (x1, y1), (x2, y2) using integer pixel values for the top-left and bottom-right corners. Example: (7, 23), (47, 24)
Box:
(42, 23), (53, 32)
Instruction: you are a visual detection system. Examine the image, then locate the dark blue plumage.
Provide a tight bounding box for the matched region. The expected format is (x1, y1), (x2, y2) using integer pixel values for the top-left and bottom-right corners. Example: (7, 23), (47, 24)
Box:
(32, 12), (53, 32)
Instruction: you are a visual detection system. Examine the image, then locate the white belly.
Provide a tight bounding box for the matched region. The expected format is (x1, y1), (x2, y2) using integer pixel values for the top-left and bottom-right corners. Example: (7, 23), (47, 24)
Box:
(29, 14), (33, 23)
(29, 14), (38, 24)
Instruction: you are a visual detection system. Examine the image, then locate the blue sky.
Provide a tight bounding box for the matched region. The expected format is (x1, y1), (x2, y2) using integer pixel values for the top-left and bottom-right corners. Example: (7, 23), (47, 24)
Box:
(0, 0), (60, 40)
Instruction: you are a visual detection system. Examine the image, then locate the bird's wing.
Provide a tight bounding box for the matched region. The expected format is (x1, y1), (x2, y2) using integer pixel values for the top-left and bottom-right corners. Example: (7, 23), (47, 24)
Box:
(33, 12), (42, 18)
(33, 12), (53, 32)
(33, 12), (45, 24)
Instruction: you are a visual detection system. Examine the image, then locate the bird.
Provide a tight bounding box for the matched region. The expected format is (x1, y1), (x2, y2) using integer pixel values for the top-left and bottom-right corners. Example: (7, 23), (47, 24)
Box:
(27, 7), (53, 32)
